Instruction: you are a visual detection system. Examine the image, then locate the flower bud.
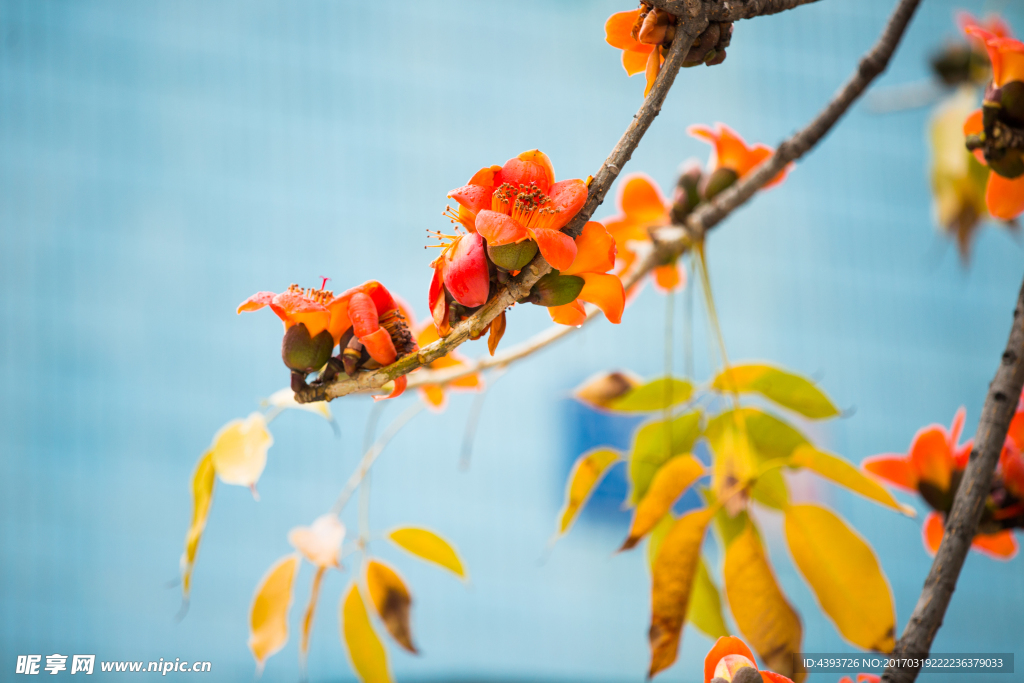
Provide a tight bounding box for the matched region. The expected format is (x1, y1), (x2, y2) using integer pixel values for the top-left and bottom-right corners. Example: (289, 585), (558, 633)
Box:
(488, 239), (539, 272)
(527, 272), (585, 307)
(999, 80), (1024, 128)
(930, 45), (973, 86)
(282, 323), (334, 373)
(444, 232), (491, 308)
(671, 163), (703, 223)
(702, 167), (739, 201)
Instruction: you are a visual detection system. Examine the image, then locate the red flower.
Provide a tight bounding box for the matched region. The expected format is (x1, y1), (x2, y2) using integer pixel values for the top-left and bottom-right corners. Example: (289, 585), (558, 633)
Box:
(704, 636), (793, 683)
(546, 222), (626, 326)
(688, 123), (791, 193)
(605, 8), (667, 98)
(428, 231), (491, 337)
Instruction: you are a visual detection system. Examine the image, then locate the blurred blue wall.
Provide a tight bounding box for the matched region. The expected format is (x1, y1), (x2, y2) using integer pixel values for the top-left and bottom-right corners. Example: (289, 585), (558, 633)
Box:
(2, 0), (1023, 681)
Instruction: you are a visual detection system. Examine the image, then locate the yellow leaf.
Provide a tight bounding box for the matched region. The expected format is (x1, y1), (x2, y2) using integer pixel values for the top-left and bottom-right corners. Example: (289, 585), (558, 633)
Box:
(751, 467), (790, 511)
(341, 582), (392, 683)
(688, 559), (730, 640)
(366, 560), (417, 654)
(784, 504), (896, 652)
(210, 412), (272, 491)
(790, 445), (915, 516)
(300, 566), (326, 667)
(648, 508), (714, 678)
(607, 376), (695, 412)
(387, 527), (467, 580)
(623, 454), (704, 550)
(248, 554), (300, 672)
(628, 411), (702, 505)
(724, 521), (804, 681)
(555, 448), (621, 537)
(288, 513), (346, 568)
(706, 420), (759, 516)
(646, 513), (676, 569)
(181, 451), (215, 599)
(266, 387), (334, 423)
(713, 363), (839, 419)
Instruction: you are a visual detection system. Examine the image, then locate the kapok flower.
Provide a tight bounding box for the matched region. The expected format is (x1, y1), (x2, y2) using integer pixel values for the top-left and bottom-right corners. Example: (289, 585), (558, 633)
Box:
(605, 8), (670, 98)
(688, 123), (790, 199)
(238, 280), (415, 397)
(428, 231), (492, 337)
(447, 150), (587, 274)
(602, 173), (686, 292)
(864, 407), (1019, 560)
(414, 321), (482, 412)
(961, 24), (1024, 219)
(931, 13), (1013, 87)
(704, 636), (794, 683)
(534, 221), (626, 326)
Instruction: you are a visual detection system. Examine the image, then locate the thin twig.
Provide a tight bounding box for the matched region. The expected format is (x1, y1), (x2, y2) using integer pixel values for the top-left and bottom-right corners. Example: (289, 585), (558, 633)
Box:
(882, 273), (1024, 683)
(295, 15), (704, 404)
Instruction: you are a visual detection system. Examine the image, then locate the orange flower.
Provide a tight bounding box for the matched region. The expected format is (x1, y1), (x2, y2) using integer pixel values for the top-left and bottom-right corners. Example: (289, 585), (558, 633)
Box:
(414, 321), (482, 412)
(605, 9), (663, 97)
(703, 636), (794, 683)
(688, 123), (790, 193)
(862, 408), (970, 497)
(922, 510), (1018, 560)
(602, 173), (685, 292)
(446, 150), (587, 273)
(961, 25), (1024, 220)
(546, 222), (626, 326)
(957, 12), (1013, 43)
(838, 676), (880, 683)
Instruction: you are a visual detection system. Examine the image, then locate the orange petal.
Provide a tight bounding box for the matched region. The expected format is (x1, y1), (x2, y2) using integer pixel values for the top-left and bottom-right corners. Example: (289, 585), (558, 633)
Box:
(862, 454), (918, 491)
(449, 183), (493, 214)
(704, 636), (757, 683)
(578, 272), (625, 324)
(502, 151), (553, 194)
(618, 173), (669, 224)
(1008, 409), (1024, 449)
(858, 675), (882, 683)
(547, 179), (589, 230)
(467, 165), (502, 188)
(653, 263), (683, 292)
(238, 291), (276, 314)
(910, 425), (954, 491)
(990, 37), (1024, 87)
(428, 263), (450, 337)
(604, 216), (650, 244)
(361, 327), (397, 365)
(530, 227), (577, 270)
(451, 372), (482, 390)
(563, 221), (616, 276)
(689, 123), (772, 178)
(326, 296), (352, 342)
(416, 322), (440, 348)
(643, 47), (661, 98)
(761, 673), (795, 683)
(622, 48), (650, 75)
(420, 384), (447, 412)
(986, 171), (1024, 220)
(549, 299), (587, 326)
(922, 512), (944, 555)
(348, 292), (380, 339)
(971, 530), (1018, 559)
(963, 109), (984, 137)
(476, 210), (528, 246)
(949, 407), (966, 449)
(374, 375), (406, 401)
(270, 292), (331, 337)
(605, 9), (645, 51)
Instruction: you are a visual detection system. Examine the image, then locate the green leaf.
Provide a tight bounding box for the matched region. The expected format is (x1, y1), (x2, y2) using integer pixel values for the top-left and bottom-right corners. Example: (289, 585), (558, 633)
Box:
(688, 559), (729, 640)
(790, 446), (915, 516)
(713, 364), (839, 419)
(751, 468), (790, 510)
(707, 408), (810, 465)
(628, 411), (702, 505)
(607, 377), (694, 413)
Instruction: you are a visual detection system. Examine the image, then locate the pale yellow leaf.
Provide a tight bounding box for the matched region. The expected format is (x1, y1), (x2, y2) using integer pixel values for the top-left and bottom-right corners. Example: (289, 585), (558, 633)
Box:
(688, 559), (730, 640)
(623, 454), (704, 550)
(751, 467), (790, 511)
(646, 513), (676, 570)
(288, 513), (346, 568)
(790, 445), (915, 516)
(266, 387), (333, 423)
(366, 560), (417, 654)
(210, 412), (272, 490)
(387, 527), (467, 580)
(555, 448), (621, 538)
(628, 411), (702, 505)
(648, 508), (714, 678)
(706, 420), (759, 516)
(607, 376), (694, 412)
(248, 554), (300, 671)
(713, 363), (839, 419)
(181, 451), (215, 599)
(784, 504), (896, 652)
(724, 521), (804, 681)
(341, 582), (392, 683)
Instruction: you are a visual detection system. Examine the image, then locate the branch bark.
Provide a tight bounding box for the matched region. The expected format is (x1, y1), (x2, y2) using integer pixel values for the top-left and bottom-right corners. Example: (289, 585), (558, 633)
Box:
(650, 0), (825, 22)
(882, 274), (1024, 683)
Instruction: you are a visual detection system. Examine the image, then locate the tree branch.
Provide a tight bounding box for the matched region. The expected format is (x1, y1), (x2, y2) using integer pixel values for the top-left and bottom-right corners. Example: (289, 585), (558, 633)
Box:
(882, 274), (1024, 683)
(405, 0), (921, 392)
(650, 0), (825, 22)
(294, 7), (706, 404)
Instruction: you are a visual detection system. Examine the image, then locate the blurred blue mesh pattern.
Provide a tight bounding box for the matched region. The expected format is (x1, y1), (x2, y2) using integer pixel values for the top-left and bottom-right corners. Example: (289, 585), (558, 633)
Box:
(1, 0), (1023, 681)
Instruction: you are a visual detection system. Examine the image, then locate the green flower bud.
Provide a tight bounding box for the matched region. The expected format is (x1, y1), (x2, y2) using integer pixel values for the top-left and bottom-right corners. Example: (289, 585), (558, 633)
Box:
(488, 239), (539, 272)
(527, 272), (584, 307)
(988, 148), (1024, 180)
(281, 323), (334, 373)
(999, 81), (1024, 128)
(702, 167), (739, 201)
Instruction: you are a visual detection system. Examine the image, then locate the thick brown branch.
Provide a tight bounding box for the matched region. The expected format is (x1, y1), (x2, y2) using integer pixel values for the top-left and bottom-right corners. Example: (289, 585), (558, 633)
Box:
(882, 275), (1024, 683)
(650, 0), (824, 22)
(295, 12), (704, 404)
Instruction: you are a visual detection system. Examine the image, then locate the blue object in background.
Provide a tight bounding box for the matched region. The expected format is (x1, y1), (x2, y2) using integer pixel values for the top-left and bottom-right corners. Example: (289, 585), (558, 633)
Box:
(2, 0), (1024, 681)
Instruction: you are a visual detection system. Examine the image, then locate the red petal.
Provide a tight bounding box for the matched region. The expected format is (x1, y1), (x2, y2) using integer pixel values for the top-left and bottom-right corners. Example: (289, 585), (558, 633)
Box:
(361, 327), (397, 366)
(949, 407), (967, 450)
(468, 165), (503, 187)
(704, 637), (757, 683)
(922, 512), (944, 555)
(374, 375), (407, 401)
(605, 9), (645, 51)
(449, 183), (493, 214)
(986, 171), (1024, 221)
(862, 454), (918, 491)
(971, 530), (1018, 559)
(529, 227), (577, 271)
(270, 292), (331, 337)
(578, 272), (625, 324)
(563, 221), (616, 276)
(429, 262), (450, 336)
(910, 425), (954, 491)
(237, 291), (277, 313)
(476, 210), (528, 247)
(761, 673), (795, 683)
(347, 292), (380, 339)
(548, 299), (587, 326)
(501, 151), (553, 194)
(547, 179), (589, 230)
(443, 233), (490, 308)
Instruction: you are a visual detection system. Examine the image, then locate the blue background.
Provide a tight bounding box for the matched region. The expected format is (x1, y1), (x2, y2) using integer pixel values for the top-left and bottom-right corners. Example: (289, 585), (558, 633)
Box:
(2, 0), (1023, 680)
